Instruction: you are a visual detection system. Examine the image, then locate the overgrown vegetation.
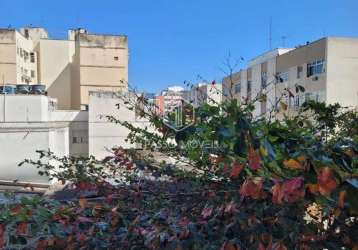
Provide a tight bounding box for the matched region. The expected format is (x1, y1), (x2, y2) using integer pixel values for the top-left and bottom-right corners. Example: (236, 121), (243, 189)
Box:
(1, 81), (357, 249)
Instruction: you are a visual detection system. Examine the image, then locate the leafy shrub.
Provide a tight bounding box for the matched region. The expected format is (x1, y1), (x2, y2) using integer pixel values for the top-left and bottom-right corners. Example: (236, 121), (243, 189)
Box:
(1, 85), (357, 249)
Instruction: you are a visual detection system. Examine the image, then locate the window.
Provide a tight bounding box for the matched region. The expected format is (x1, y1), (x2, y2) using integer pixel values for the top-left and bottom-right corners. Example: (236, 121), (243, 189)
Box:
(73, 136), (88, 144)
(307, 59), (325, 77)
(114, 56), (119, 61)
(247, 80), (252, 93)
(30, 52), (35, 63)
(80, 137), (88, 144)
(261, 72), (267, 88)
(278, 72), (289, 82)
(20, 48), (23, 57)
(294, 95), (300, 107)
(235, 83), (241, 94)
(31, 70), (35, 78)
(297, 66), (303, 79)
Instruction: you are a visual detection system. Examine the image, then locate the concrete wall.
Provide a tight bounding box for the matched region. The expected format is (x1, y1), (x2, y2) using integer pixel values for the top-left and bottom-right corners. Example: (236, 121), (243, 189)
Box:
(326, 37), (358, 107)
(50, 110), (89, 157)
(88, 91), (152, 159)
(0, 124), (59, 184)
(37, 39), (75, 109)
(0, 95), (89, 184)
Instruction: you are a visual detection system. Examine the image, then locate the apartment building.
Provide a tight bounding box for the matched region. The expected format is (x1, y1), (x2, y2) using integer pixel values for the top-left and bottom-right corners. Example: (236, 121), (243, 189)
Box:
(223, 37), (358, 117)
(0, 27), (128, 110)
(155, 86), (189, 115)
(188, 82), (222, 107)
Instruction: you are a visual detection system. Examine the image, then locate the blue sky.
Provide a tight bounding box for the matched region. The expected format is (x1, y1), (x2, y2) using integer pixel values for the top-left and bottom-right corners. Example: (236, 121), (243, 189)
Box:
(1, 0), (357, 93)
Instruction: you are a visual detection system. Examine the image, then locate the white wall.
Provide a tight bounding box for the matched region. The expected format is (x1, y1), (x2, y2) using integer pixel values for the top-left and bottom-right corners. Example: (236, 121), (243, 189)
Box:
(326, 37), (358, 107)
(0, 95), (88, 184)
(89, 91), (152, 159)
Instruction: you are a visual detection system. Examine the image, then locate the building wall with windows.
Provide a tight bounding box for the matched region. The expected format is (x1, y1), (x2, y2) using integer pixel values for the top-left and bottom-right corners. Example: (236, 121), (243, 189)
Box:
(223, 37), (358, 118)
(0, 27), (129, 110)
(276, 38), (327, 114)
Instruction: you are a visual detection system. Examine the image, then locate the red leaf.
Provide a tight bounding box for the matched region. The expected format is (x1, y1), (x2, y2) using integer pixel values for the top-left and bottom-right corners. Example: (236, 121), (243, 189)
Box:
(239, 178), (263, 199)
(178, 216), (190, 227)
(272, 177), (305, 204)
(16, 222), (28, 235)
(282, 177), (305, 203)
(10, 204), (22, 215)
(201, 207), (213, 219)
(317, 167), (337, 196)
(230, 162), (244, 179)
(36, 239), (48, 250)
(248, 148), (261, 170)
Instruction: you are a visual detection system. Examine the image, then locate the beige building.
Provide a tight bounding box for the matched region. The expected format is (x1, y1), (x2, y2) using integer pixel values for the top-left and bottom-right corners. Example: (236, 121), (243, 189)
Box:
(0, 27), (128, 110)
(223, 37), (358, 117)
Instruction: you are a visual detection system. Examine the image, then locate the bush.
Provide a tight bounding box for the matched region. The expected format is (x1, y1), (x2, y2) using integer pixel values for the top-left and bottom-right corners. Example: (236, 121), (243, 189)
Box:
(1, 87), (357, 249)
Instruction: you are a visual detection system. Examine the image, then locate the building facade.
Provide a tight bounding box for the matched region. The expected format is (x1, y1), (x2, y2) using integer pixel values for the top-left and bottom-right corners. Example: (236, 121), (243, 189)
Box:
(189, 82), (222, 108)
(0, 27), (128, 110)
(223, 37), (358, 117)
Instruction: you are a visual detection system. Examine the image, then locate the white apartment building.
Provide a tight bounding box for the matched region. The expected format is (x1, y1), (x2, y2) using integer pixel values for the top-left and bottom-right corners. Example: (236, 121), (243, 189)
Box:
(223, 37), (358, 117)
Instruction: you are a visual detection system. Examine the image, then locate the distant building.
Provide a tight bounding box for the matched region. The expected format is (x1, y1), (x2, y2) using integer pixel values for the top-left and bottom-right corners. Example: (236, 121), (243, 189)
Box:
(189, 82), (222, 107)
(160, 85), (187, 115)
(222, 37), (358, 117)
(0, 27), (128, 110)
